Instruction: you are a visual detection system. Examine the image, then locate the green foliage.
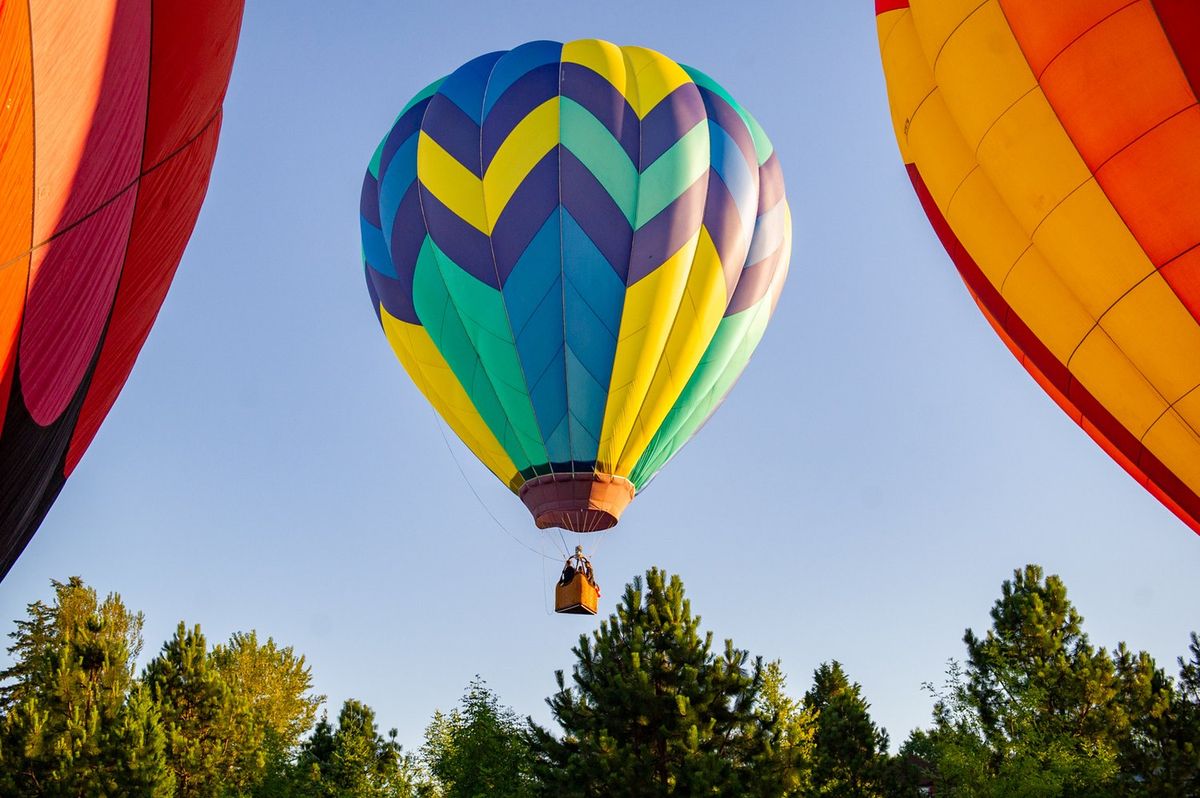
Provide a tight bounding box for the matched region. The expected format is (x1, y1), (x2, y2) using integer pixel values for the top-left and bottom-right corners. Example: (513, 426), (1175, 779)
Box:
(1112, 633), (1200, 796)
(886, 731), (937, 797)
(2, 567), (1196, 798)
(0, 578), (355, 797)
(110, 685), (178, 797)
(214, 631), (323, 751)
(213, 629), (324, 794)
(1170, 634), (1200, 790)
(756, 660), (816, 795)
(422, 677), (535, 797)
(918, 658), (1120, 797)
(0, 576), (172, 796)
(292, 699), (426, 797)
(141, 622), (328, 797)
(144, 622), (251, 796)
(964, 566), (1127, 752)
(0, 576), (144, 713)
(529, 567), (806, 797)
(802, 660), (889, 797)
(913, 565), (1167, 797)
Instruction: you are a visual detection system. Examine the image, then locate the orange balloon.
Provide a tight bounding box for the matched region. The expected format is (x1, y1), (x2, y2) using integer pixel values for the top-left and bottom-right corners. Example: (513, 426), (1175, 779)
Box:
(876, 0), (1200, 535)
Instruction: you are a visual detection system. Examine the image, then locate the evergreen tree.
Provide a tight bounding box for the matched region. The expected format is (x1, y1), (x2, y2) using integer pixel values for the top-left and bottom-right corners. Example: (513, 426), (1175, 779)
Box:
(0, 576), (172, 796)
(423, 677), (535, 797)
(0, 576), (144, 711)
(331, 700), (389, 795)
(1115, 633), (1200, 796)
(964, 566), (1127, 753)
(109, 684), (178, 797)
(918, 565), (1134, 796)
(1167, 633), (1200, 791)
(144, 622), (250, 796)
(294, 699), (425, 797)
(802, 661), (889, 797)
(886, 730), (938, 798)
(293, 712), (337, 794)
(756, 660), (816, 795)
(1111, 643), (1172, 796)
(529, 568), (801, 797)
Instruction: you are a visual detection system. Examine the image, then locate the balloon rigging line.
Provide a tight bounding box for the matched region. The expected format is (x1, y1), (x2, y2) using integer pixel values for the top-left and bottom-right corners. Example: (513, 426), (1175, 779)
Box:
(587, 519), (612, 561)
(540, 536), (553, 616)
(427, 405), (563, 561)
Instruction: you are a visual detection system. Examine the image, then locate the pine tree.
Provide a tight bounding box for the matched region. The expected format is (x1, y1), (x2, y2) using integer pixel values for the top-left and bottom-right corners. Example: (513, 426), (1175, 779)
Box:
(0, 591), (56, 714)
(529, 568), (800, 797)
(756, 660), (817, 795)
(919, 565), (1135, 796)
(294, 699), (424, 797)
(144, 621), (250, 796)
(964, 566), (1128, 753)
(1115, 633), (1200, 796)
(0, 576), (172, 795)
(293, 712), (337, 796)
(332, 700), (386, 794)
(109, 684), (177, 796)
(802, 661), (889, 797)
(423, 677), (535, 797)
(1167, 633), (1200, 792)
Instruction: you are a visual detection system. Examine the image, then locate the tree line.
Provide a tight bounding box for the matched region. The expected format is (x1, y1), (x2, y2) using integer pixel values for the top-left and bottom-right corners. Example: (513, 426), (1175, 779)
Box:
(0, 565), (1196, 796)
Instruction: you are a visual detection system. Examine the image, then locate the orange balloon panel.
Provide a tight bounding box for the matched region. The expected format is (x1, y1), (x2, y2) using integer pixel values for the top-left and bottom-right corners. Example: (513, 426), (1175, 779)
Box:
(0, 1), (245, 579)
(876, 0), (1200, 535)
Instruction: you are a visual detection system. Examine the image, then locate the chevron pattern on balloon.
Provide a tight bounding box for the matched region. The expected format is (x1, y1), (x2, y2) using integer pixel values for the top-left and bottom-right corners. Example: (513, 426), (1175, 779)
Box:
(360, 38), (791, 525)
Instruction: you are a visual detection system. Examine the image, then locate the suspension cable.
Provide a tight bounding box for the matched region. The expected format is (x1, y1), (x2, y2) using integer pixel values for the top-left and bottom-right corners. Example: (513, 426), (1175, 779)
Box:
(428, 406), (562, 561)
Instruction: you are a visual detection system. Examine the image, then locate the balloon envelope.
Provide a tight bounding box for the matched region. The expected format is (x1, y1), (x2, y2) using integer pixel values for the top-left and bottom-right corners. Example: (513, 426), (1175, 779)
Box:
(876, 1), (1200, 534)
(360, 39), (790, 532)
(0, 1), (245, 578)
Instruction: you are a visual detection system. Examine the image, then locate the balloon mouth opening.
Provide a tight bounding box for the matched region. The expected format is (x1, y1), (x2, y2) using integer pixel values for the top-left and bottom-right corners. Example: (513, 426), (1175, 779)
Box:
(518, 473), (634, 532)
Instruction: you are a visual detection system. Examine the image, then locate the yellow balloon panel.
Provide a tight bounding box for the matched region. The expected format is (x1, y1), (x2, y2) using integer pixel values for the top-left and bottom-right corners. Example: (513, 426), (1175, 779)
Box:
(876, 0), (1200, 535)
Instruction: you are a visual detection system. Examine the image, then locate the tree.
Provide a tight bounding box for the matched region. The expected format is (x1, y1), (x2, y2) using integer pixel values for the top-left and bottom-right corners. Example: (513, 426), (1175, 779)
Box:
(529, 568), (802, 797)
(423, 677), (535, 797)
(887, 730), (938, 798)
(917, 565), (1133, 797)
(213, 631), (322, 750)
(293, 699), (425, 797)
(293, 712), (336, 794)
(108, 684), (178, 796)
(756, 660), (816, 795)
(0, 576), (173, 796)
(802, 661), (889, 797)
(0, 576), (145, 711)
(1114, 633), (1200, 796)
(1167, 633), (1200, 792)
(213, 630), (324, 793)
(144, 622), (250, 796)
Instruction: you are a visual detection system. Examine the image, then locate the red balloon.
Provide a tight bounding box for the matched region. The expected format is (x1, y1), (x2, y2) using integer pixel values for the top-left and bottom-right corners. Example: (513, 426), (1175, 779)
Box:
(0, 1), (245, 578)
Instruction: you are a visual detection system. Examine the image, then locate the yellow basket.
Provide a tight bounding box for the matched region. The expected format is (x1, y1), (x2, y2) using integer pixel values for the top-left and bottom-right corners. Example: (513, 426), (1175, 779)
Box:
(555, 572), (598, 615)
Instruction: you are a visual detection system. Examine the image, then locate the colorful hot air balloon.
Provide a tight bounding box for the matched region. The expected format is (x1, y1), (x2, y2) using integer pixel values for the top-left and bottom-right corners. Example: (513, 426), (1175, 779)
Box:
(0, 2), (245, 578)
(875, 2), (1200, 535)
(360, 39), (789, 533)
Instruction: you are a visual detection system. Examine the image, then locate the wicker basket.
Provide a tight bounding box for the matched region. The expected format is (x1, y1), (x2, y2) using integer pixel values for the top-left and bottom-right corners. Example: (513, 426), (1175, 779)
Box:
(555, 572), (598, 615)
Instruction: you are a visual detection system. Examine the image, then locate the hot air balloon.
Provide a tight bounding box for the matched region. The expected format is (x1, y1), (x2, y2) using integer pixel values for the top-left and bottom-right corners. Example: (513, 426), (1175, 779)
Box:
(0, 2), (245, 578)
(359, 39), (789, 607)
(875, 1), (1200, 536)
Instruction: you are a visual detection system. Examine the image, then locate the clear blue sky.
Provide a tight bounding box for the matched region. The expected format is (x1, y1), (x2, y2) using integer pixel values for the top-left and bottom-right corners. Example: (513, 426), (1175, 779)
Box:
(2, 0), (1198, 751)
